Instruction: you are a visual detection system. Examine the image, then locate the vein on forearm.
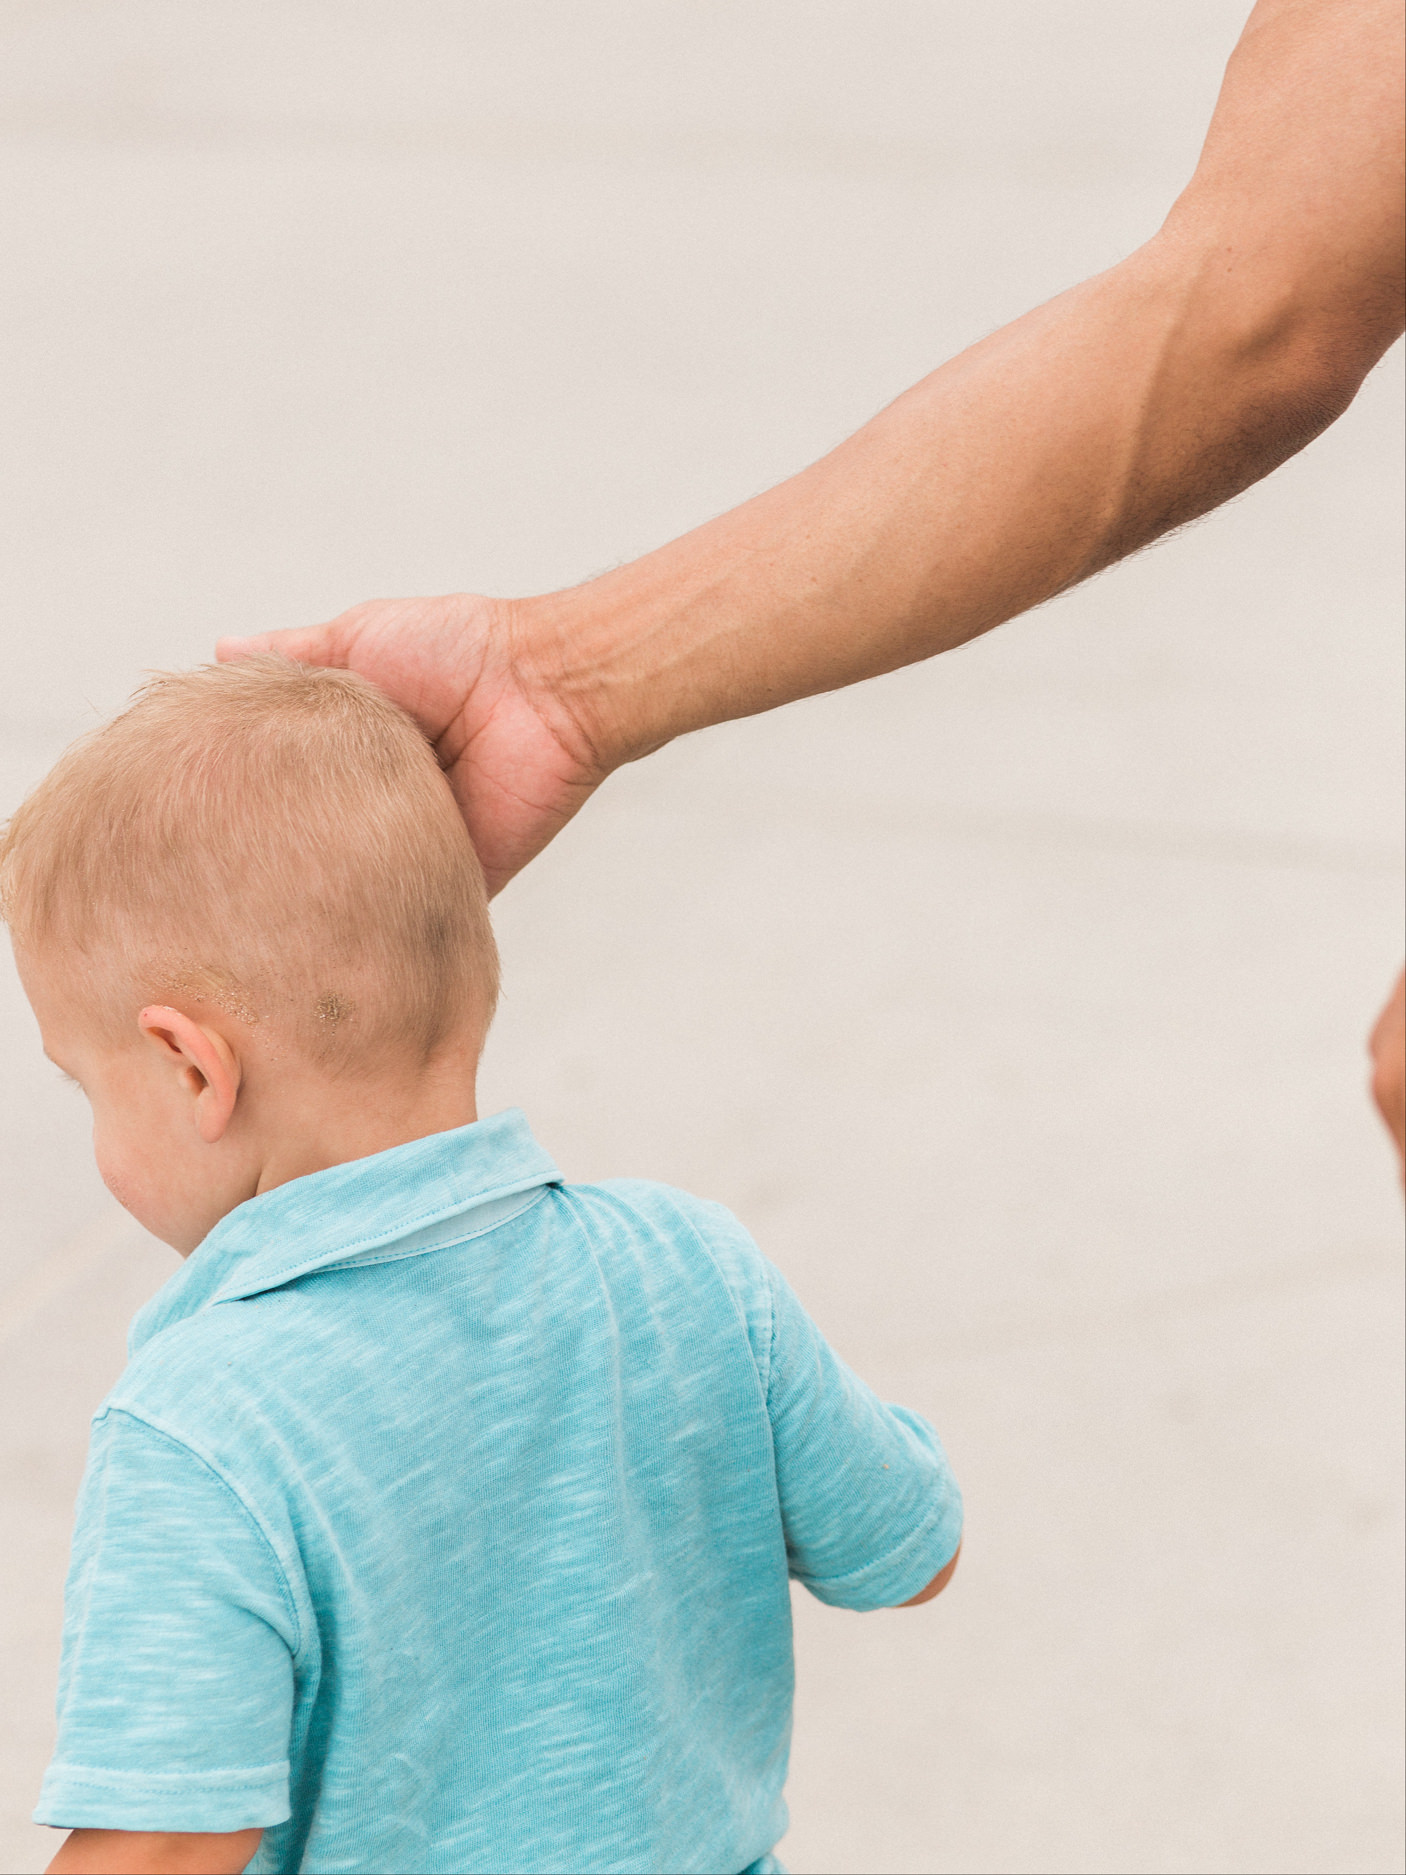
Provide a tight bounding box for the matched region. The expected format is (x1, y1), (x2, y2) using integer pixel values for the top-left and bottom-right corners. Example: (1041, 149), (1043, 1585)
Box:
(533, 0), (1403, 771)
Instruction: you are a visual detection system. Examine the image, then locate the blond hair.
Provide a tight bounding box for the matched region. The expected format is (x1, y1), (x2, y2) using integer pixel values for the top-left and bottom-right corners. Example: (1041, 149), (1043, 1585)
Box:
(0, 657), (498, 1062)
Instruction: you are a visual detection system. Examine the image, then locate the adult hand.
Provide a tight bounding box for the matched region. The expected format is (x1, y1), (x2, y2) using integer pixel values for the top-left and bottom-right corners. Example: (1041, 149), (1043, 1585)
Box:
(1369, 970), (1406, 1181)
(218, 594), (606, 897)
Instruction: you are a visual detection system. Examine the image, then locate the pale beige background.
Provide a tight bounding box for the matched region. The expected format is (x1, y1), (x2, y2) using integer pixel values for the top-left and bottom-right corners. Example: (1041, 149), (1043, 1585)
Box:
(0, 5), (1402, 1872)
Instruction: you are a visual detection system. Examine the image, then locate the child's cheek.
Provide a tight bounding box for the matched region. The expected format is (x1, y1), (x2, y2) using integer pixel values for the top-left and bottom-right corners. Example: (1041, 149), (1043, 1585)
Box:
(93, 1121), (158, 1233)
(94, 1134), (135, 1212)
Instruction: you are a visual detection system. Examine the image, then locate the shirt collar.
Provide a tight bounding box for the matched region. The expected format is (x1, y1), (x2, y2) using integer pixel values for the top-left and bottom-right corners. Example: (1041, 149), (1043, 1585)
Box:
(129, 1108), (560, 1356)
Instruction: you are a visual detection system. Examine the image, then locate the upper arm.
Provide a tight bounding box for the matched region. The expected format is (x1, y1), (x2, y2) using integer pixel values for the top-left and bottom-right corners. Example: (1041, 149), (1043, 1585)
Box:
(36, 1413), (297, 1838)
(763, 1262), (963, 1610)
(1169, 0), (1405, 373)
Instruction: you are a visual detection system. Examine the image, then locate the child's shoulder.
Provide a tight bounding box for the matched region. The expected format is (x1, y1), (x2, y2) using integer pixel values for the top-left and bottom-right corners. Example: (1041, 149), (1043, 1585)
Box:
(99, 1175), (781, 1449)
(557, 1174), (761, 1270)
(104, 1267), (353, 1480)
(553, 1175), (778, 1365)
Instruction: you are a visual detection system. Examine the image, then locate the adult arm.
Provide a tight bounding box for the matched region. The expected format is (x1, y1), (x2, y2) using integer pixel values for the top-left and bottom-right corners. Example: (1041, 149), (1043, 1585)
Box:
(46, 1828), (261, 1874)
(222, 0), (1405, 895)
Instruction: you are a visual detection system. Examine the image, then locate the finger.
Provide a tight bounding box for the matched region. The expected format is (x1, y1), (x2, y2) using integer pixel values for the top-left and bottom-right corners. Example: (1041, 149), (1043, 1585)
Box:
(216, 623), (351, 668)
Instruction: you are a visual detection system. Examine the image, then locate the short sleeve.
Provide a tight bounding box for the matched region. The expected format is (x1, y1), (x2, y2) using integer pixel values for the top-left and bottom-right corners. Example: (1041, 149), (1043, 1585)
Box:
(764, 1262), (963, 1610)
(35, 1409), (297, 1833)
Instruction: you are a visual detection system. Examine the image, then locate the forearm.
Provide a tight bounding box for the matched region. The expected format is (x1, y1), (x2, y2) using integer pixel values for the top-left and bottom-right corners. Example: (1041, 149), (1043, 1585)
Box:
(47, 1828), (262, 1874)
(526, 0), (1403, 770)
(528, 249), (1280, 756)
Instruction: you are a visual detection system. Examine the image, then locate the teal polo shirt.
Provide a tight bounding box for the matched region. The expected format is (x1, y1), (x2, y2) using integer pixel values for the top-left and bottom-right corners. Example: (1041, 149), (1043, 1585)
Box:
(36, 1111), (962, 1875)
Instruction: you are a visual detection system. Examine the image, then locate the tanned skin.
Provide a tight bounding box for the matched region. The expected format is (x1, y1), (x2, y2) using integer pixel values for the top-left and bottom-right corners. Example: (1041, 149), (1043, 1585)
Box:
(222, 4), (1405, 1166)
(47, 1829), (263, 1875)
(226, 0), (1404, 900)
(223, 2), (1405, 1167)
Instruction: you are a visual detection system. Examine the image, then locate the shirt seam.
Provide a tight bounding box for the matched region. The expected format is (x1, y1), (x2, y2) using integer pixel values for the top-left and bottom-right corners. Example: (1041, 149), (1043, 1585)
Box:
(43, 1764), (288, 1791)
(700, 1221), (774, 1402)
(631, 1192), (776, 1401)
(94, 1409), (305, 1659)
(693, 1205), (774, 1401)
(764, 1265), (783, 1415)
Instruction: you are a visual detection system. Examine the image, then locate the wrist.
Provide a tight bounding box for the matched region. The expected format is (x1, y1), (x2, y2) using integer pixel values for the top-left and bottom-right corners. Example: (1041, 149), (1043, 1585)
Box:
(508, 560), (706, 777)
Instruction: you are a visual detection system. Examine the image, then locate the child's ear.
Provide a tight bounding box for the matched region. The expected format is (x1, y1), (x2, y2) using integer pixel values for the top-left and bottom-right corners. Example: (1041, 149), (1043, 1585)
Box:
(138, 1006), (242, 1144)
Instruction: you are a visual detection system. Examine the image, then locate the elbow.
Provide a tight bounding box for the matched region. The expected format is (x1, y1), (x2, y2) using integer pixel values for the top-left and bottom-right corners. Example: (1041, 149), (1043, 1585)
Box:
(1237, 321), (1379, 460)
(1184, 270), (1384, 475)
(1153, 157), (1405, 427)
(900, 1539), (961, 1607)
(1100, 238), (1395, 559)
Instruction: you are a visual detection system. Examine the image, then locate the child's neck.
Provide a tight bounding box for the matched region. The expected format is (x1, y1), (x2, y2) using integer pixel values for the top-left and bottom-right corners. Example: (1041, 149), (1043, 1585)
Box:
(227, 1035), (482, 1233)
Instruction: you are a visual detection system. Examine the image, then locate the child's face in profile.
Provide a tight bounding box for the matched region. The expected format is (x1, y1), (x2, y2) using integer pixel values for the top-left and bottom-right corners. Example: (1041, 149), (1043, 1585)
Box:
(16, 946), (256, 1254)
(17, 936), (490, 1260)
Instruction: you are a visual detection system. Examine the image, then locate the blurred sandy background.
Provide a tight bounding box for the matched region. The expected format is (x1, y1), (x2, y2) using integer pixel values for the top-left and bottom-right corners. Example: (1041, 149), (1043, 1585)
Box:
(0, 5), (1402, 1871)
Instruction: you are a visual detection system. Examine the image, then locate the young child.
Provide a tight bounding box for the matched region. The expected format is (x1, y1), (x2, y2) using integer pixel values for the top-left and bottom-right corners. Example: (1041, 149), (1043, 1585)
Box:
(2, 658), (963, 1875)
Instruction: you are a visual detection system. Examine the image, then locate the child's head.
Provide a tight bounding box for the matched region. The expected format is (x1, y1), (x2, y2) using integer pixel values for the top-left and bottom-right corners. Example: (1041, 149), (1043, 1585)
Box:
(2, 656), (498, 1250)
